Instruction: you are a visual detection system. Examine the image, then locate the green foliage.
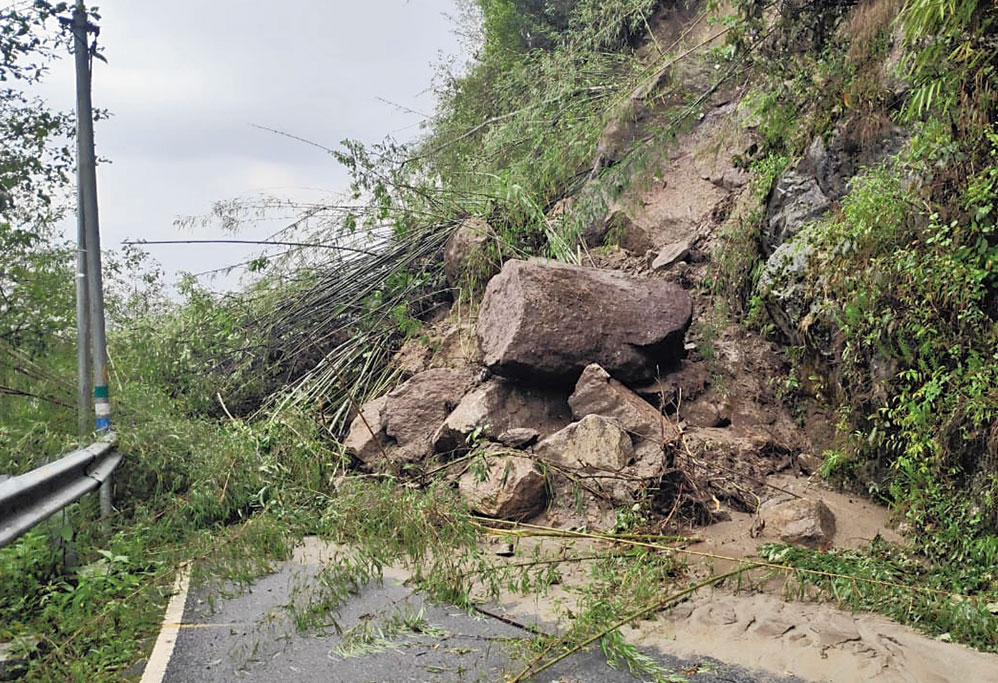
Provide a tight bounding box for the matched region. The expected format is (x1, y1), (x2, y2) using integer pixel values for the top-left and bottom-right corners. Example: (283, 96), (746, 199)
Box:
(0, 1), (76, 223)
(900, 0), (998, 123)
(762, 540), (998, 652)
(332, 605), (446, 659)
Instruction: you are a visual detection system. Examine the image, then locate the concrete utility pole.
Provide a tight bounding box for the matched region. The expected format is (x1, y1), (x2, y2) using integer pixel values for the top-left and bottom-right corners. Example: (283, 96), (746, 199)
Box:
(75, 183), (92, 439)
(69, 3), (112, 518)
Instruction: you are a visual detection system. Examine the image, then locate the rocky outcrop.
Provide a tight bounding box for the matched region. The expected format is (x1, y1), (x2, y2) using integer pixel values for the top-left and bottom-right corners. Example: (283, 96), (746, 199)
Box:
(443, 217), (494, 287)
(535, 414), (634, 471)
(757, 235), (816, 342)
(432, 378), (571, 454)
(343, 395), (389, 468)
(759, 497), (836, 548)
(458, 452), (547, 520)
(383, 368), (477, 462)
(569, 364), (679, 443)
(477, 259), (692, 385)
(764, 124), (906, 253)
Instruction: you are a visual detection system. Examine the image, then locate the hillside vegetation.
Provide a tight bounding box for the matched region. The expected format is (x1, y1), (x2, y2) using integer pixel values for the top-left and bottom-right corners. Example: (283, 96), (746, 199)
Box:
(2, 0), (997, 679)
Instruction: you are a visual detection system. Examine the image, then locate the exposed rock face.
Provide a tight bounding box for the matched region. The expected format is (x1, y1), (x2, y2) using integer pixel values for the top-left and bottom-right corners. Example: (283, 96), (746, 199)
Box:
(432, 378), (571, 454)
(760, 498), (836, 548)
(535, 414), (634, 471)
(477, 259), (693, 385)
(458, 453), (547, 520)
(764, 124), (906, 253)
(764, 135), (831, 252)
(443, 217), (493, 287)
(343, 396), (389, 468)
(383, 368), (477, 462)
(569, 364), (679, 443)
(757, 236), (816, 341)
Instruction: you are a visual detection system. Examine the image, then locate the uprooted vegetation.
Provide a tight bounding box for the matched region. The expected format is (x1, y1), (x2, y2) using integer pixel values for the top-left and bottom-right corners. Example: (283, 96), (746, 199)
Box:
(3, 0), (998, 679)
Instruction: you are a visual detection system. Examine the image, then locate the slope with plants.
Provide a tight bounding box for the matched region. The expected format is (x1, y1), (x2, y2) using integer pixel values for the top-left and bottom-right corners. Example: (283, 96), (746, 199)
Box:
(3, 0), (998, 680)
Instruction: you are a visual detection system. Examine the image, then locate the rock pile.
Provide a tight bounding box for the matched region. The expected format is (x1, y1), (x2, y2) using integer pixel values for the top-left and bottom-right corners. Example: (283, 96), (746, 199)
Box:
(342, 252), (836, 544)
(344, 258), (694, 523)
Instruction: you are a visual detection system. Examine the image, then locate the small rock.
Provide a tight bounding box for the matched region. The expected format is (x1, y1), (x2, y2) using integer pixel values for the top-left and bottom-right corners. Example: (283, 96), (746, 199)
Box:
(760, 497), (836, 548)
(458, 454), (547, 520)
(497, 428), (540, 449)
(569, 364), (680, 443)
(393, 337), (432, 376)
(0, 637), (39, 681)
(682, 390), (732, 428)
(797, 453), (824, 475)
(384, 368), (477, 462)
(605, 209), (654, 253)
(443, 216), (494, 287)
(344, 396), (390, 467)
(650, 239), (692, 271)
(535, 415), (633, 471)
(432, 378), (571, 455)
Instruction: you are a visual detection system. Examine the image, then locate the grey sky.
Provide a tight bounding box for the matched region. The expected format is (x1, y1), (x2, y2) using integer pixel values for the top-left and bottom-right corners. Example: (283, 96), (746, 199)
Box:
(35, 0), (465, 290)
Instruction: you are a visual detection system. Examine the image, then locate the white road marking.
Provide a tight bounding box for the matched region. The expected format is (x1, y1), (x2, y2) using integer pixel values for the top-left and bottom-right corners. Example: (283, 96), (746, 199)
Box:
(140, 563), (191, 683)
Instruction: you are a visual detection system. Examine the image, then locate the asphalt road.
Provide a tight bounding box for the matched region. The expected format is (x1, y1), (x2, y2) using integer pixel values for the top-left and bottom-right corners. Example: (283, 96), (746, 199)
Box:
(155, 547), (805, 683)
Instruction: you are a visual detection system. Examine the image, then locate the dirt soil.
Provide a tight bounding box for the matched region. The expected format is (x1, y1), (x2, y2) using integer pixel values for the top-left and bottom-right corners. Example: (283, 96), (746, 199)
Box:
(496, 471), (998, 683)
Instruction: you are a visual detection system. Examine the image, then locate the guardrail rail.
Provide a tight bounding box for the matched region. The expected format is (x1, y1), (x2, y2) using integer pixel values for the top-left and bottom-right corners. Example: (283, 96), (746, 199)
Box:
(0, 434), (119, 549)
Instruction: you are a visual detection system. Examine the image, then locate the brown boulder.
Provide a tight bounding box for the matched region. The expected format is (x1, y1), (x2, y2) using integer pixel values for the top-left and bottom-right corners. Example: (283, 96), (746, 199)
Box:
(458, 453), (547, 520)
(343, 395), (389, 468)
(569, 364), (680, 443)
(477, 259), (692, 385)
(432, 378), (571, 455)
(760, 498), (836, 548)
(535, 415), (633, 472)
(443, 217), (494, 288)
(384, 368), (477, 462)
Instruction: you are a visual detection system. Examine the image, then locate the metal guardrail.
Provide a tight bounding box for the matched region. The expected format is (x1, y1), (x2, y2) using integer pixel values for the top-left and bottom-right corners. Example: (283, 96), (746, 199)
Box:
(0, 434), (119, 549)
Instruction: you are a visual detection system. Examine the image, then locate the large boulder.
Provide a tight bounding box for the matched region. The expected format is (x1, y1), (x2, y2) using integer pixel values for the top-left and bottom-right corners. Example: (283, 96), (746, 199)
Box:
(759, 497), (836, 549)
(432, 378), (571, 455)
(535, 415), (634, 472)
(443, 217), (494, 288)
(569, 364), (680, 444)
(384, 368), (477, 462)
(458, 453), (547, 520)
(477, 259), (692, 385)
(343, 395), (390, 468)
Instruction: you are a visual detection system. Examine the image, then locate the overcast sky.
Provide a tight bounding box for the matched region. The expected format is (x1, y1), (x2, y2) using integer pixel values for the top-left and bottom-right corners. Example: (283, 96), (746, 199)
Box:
(34, 0), (465, 290)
